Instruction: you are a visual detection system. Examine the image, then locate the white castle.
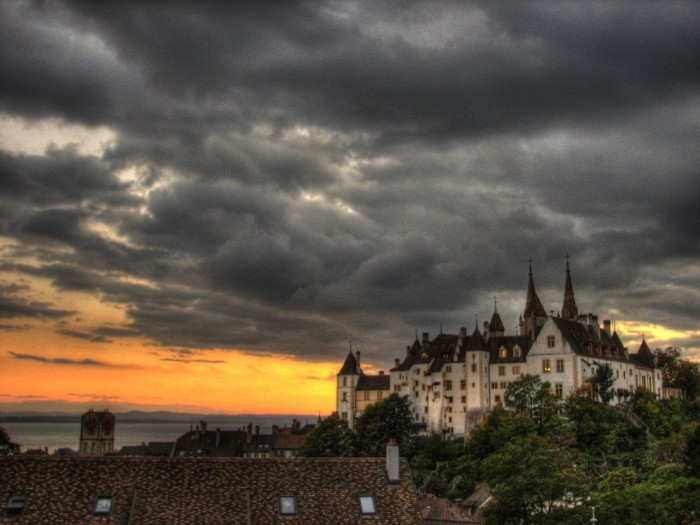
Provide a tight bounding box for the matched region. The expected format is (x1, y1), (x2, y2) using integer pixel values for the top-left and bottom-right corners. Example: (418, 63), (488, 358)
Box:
(337, 262), (662, 437)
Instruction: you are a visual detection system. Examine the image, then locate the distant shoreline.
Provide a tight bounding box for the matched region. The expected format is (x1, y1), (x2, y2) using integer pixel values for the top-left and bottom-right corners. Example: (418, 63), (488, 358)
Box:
(0, 411), (319, 426)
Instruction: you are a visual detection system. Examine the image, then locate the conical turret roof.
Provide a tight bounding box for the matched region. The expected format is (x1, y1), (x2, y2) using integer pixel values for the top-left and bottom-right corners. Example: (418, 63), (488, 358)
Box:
(489, 301), (505, 334)
(337, 351), (360, 375)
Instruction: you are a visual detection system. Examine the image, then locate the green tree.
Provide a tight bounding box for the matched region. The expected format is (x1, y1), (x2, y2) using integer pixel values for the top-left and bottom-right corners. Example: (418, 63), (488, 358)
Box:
(0, 427), (20, 455)
(299, 414), (355, 457)
(483, 433), (591, 525)
(596, 466), (700, 525)
(355, 393), (413, 456)
(504, 374), (562, 433)
(654, 346), (700, 400)
(588, 363), (615, 404)
(684, 423), (700, 476)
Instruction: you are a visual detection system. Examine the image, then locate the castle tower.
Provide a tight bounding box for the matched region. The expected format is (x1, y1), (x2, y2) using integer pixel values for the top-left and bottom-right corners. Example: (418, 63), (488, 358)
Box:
(520, 262), (548, 337)
(337, 350), (361, 430)
(561, 256), (579, 321)
(463, 323), (491, 435)
(79, 409), (115, 456)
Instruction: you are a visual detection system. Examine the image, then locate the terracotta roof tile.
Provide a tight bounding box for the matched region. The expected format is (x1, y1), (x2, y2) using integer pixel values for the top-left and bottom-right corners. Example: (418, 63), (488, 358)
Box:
(0, 456), (423, 525)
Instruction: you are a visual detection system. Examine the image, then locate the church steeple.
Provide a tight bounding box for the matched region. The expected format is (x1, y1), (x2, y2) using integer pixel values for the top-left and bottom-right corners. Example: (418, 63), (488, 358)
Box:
(561, 255), (579, 321)
(524, 260), (547, 319)
(521, 260), (548, 337)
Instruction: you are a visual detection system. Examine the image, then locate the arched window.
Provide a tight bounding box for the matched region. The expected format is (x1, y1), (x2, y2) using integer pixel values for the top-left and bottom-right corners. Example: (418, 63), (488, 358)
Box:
(513, 346), (521, 358)
(499, 347), (507, 359)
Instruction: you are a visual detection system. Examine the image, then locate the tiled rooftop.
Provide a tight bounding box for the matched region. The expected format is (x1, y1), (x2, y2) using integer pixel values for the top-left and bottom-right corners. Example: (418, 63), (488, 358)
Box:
(0, 455), (423, 525)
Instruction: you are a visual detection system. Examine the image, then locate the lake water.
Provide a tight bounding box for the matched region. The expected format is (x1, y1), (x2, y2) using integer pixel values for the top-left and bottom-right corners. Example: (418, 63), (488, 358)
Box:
(1, 421), (281, 454)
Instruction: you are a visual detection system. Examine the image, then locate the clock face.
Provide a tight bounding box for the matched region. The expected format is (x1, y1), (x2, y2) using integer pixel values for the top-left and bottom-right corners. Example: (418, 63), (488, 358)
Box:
(102, 417), (113, 436)
(84, 416), (98, 436)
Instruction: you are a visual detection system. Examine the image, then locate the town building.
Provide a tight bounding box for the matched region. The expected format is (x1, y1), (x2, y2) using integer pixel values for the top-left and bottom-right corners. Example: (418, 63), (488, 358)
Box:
(337, 350), (391, 430)
(0, 442), (422, 525)
(337, 262), (662, 437)
(79, 409), (115, 456)
(168, 419), (315, 458)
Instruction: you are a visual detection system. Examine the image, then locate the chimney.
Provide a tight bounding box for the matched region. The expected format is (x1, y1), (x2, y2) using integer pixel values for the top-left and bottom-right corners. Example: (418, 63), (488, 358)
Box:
(603, 319), (611, 336)
(356, 351), (361, 370)
(246, 423), (253, 443)
(395, 358), (400, 367)
(386, 439), (399, 484)
(215, 428), (221, 448)
(422, 332), (430, 347)
(379, 370), (384, 376)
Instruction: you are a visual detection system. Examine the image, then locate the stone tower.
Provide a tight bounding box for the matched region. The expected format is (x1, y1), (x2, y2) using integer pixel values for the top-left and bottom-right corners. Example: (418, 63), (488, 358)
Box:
(79, 409), (115, 456)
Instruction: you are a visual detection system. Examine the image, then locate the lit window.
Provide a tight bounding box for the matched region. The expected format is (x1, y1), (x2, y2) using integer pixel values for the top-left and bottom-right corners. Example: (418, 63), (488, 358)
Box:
(359, 495), (377, 515)
(94, 496), (113, 517)
(512, 366), (521, 375)
(542, 359), (551, 373)
(556, 359), (564, 373)
(500, 348), (507, 359)
(5, 494), (27, 516)
(279, 496), (297, 515)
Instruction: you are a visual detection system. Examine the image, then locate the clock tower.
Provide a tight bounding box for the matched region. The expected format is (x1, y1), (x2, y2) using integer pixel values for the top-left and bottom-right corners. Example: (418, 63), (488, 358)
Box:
(79, 409), (115, 456)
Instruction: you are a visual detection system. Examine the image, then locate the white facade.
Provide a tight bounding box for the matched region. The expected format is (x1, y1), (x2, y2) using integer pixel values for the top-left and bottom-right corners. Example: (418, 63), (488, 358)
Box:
(338, 263), (663, 438)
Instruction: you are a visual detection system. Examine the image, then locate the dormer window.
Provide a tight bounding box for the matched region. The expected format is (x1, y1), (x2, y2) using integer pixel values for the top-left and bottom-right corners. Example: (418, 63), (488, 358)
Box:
(5, 494), (26, 516)
(499, 347), (507, 359)
(513, 346), (521, 358)
(279, 495), (297, 515)
(359, 495), (377, 515)
(93, 496), (114, 517)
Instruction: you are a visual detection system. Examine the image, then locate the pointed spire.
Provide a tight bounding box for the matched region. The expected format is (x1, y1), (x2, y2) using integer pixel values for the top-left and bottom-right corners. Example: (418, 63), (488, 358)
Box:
(561, 255), (579, 321)
(489, 297), (505, 335)
(338, 350), (359, 376)
(524, 259), (547, 319)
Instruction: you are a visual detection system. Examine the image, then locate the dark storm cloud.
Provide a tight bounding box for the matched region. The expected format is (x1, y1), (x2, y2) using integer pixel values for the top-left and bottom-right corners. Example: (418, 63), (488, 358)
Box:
(9, 351), (106, 367)
(0, 0), (698, 366)
(0, 296), (75, 320)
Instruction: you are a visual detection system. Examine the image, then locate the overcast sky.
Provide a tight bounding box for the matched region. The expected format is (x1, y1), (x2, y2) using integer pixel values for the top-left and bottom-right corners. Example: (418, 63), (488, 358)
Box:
(1, 1), (699, 411)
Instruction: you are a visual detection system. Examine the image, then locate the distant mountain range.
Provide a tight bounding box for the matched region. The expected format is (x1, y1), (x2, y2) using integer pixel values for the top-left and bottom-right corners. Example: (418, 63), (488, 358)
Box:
(0, 410), (318, 425)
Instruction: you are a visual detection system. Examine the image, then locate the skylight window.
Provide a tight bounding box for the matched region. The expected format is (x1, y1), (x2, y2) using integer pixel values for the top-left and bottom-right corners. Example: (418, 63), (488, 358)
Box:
(359, 495), (377, 515)
(279, 495), (297, 515)
(93, 496), (114, 516)
(4, 494), (27, 515)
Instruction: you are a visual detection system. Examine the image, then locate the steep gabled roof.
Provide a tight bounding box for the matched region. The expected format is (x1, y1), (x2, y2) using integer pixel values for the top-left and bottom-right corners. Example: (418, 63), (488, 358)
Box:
(488, 335), (532, 363)
(0, 456), (423, 525)
(356, 374), (391, 391)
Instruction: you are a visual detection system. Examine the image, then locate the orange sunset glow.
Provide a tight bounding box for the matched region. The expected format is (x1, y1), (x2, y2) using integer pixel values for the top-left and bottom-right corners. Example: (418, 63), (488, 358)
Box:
(2, 1), (699, 419)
